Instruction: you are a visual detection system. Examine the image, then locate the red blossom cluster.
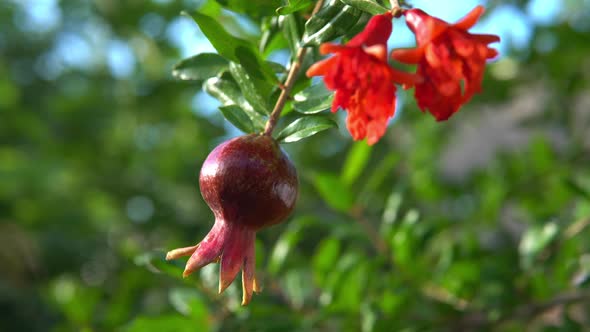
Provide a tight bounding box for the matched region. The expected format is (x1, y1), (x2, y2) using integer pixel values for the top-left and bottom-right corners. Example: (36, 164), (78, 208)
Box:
(307, 6), (500, 145)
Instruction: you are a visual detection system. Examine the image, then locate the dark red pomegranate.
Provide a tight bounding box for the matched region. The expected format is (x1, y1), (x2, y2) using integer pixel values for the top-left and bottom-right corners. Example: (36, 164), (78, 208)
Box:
(166, 134), (298, 305)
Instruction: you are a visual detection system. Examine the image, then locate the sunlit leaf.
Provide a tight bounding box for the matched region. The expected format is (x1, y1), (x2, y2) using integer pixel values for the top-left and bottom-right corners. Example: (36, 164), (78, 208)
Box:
(218, 105), (257, 133)
(519, 221), (559, 270)
(203, 76), (266, 128)
(268, 220), (305, 275)
(312, 238), (341, 285)
(229, 62), (272, 114)
(302, 4), (362, 46)
(277, 0), (313, 15)
(293, 83), (333, 114)
(184, 11), (277, 84)
(303, 0), (344, 35)
(341, 141), (372, 185)
(340, 0), (388, 15)
(381, 190), (402, 233)
(276, 115), (337, 143)
(282, 14), (303, 53)
(172, 53), (228, 81)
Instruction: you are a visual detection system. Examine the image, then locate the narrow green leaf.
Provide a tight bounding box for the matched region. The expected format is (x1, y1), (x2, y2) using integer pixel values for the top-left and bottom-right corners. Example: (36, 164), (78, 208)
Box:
(184, 11), (277, 84)
(268, 220), (309, 275)
(339, 0), (388, 15)
(218, 105), (256, 133)
(362, 153), (400, 193)
(172, 53), (228, 81)
(333, 261), (369, 310)
(381, 191), (402, 234)
(293, 83), (334, 114)
(313, 173), (355, 212)
(203, 76), (266, 129)
(184, 11), (249, 63)
(266, 61), (287, 73)
(168, 288), (208, 321)
(203, 76), (244, 106)
(277, 0), (313, 15)
(282, 14), (303, 53)
(519, 221), (559, 270)
(564, 177), (590, 201)
(313, 238), (341, 285)
(276, 115), (337, 143)
(283, 270), (311, 309)
(125, 315), (198, 332)
(134, 251), (184, 278)
(302, 5), (362, 46)
(341, 141), (372, 185)
(304, 0), (345, 35)
(229, 62), (271, 114)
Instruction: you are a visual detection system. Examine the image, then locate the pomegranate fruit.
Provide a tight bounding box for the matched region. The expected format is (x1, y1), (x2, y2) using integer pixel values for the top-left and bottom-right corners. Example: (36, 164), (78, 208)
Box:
(166, 134), (298, 305)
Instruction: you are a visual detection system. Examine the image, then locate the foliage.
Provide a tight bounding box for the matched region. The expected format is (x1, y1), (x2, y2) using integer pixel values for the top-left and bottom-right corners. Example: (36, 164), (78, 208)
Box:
(1, 0), (590, 331)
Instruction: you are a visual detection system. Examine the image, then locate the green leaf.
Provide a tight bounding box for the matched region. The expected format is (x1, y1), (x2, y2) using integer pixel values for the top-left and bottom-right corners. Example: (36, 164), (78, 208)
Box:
(216, 0), (276, 18)
(293, 83), (334, 114)
(277, 0), (313, 15)
(339, 0), (388, 15)
(203, 76), (266, 129)
(282, 14), (303, 53)
(267, 218), (315, 275)
(266, 61), (287, 73)
(302, 4), (362, 46)
(564, 177), (590, 201)
(341, 141), (372, 185)
(276, 115), (337, 143)
(391, 210), (420, 266)
(313, 173), (355, 212)
(125, 315), (198, 332)
(362, 153), (400, 193)
(168, 288), (209, 322)
(229, 62), (271, 114)
(333, 260), (369, 310)
(304, 0), (345, 35)
(313, 238), (341, 285)
(184, 11), (277, 84)
(172, 53), (228, 81)
(218, 105), (257, 133)
(519, 221), (559, 270)
(283, 270), (312, 308)
(381, 190), (402, 233)
(184, 11), (249, 63)
(134, 251), (185, 278)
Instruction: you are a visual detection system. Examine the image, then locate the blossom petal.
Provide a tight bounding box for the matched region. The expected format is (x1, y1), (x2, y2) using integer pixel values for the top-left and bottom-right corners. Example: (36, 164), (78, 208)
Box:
(183, 221), (229, 277)
(391, 47), (424, 64)
(219, 226), (252, 293)
(405, 9), (449, 44)
(348, 12), (392, 47)
(306, 56), (338, 77)
(241, 231), (256, 306)
(471, 33), (502, 45)
(454, 5), (485, 30)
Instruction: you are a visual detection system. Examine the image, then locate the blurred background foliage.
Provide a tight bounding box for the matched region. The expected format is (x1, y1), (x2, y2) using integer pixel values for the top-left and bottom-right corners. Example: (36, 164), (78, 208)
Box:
(1, 0), (590, 331)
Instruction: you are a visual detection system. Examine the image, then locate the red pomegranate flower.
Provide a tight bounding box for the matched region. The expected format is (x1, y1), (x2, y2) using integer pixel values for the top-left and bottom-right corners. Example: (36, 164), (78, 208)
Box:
(391, 6), (500, 121)
(306, 13), (419, 145)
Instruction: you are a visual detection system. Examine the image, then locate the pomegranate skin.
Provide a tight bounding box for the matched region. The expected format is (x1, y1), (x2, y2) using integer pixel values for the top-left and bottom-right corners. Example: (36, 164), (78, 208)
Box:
(199, 134), (298, 230)
(166, 134), (298, 305)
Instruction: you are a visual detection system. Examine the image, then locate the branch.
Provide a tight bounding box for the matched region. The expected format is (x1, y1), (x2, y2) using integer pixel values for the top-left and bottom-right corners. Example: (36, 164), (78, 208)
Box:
(263, 0), (325, 136)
